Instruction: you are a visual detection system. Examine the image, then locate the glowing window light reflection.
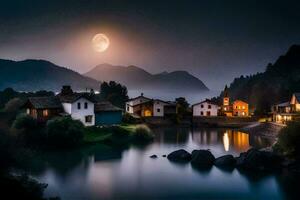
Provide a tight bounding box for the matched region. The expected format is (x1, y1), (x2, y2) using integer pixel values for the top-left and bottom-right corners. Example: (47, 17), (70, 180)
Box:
(223, 132), (230, 151)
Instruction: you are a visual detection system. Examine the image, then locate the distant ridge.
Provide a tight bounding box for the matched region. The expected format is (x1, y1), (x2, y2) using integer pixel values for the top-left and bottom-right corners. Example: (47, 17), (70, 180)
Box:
(85, 64), (209, 91)
(0, 59), (99, 91)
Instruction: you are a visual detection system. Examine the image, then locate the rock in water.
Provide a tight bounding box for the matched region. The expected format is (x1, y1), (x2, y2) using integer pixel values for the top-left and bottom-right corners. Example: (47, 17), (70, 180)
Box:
(167, 149), (192, 162)
(235, 148), (282, 171)
(191, 150), (215, 166)
(150, 154), (158, 159)
(214, 155), (236, 167)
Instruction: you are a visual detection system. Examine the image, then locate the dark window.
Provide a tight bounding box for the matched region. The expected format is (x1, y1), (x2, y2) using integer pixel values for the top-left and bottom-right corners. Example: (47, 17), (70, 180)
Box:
(208, 105), (211, 109)
(84, 102), (88, 109)
(127, 106), (129, 111)
(201, 104), (204, 108)
(200, 111), (204, 116)
(157, 108), (160, 112)
(77, 102), (81, 109)
(85, 115), (93, 123)
(207, 111), (211, 116)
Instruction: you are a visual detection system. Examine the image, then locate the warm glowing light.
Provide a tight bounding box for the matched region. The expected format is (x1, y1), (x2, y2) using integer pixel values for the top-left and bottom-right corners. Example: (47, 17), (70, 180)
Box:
(223, 132), (229, 151)
(92, 33), (110, 52)
(144, 110), (152, 117)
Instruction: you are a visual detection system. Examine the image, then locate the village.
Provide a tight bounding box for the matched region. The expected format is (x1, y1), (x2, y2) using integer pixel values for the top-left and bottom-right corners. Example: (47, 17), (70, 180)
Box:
(21, 85), (300, 127)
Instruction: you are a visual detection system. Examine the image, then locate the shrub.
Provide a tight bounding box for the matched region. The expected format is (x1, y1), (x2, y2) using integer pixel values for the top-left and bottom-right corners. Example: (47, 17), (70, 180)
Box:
(132, 124), (154, 142)
(274, 121), (300, 156)
(12, 114), (44, 145)
(46, 117), (84, 148)
(0, 131), (15, 170)
(4, 97), (23, 113)
(0, 174), (49, 200)
(122, 113), (141, 124)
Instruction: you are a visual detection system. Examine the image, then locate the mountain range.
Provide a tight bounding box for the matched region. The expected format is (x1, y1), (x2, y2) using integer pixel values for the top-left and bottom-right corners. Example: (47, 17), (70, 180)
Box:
(0, 59), (208, 92)
(84, 64), (208, 91)
(217, 45), (300, 114)
(0, 59), (99, 91)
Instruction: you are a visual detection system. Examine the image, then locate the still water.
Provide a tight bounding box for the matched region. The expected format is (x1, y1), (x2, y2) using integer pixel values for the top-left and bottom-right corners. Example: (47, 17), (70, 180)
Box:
(28, 127), (297, 200)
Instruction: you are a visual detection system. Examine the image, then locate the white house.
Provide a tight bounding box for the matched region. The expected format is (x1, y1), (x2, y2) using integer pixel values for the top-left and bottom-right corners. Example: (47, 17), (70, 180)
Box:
(125, 93), (151, 114)
(58, 86), (96, 126)
(125, 94), (177, 117)
(192, 99), (219, 117)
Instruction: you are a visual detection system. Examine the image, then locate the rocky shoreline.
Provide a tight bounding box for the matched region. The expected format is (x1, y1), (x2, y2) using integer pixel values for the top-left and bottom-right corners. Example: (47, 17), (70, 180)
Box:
(151, 148), (300, 174)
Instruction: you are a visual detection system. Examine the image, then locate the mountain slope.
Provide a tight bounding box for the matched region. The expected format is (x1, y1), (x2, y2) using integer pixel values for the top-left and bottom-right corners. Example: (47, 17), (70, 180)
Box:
(85, 64), (209, 91)
(218, 45), (300, 114)
(0, 59), (99, 91)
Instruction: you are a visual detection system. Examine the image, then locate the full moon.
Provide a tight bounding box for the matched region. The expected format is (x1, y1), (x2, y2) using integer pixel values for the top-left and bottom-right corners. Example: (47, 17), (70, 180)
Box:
(92, 33), (110, 52)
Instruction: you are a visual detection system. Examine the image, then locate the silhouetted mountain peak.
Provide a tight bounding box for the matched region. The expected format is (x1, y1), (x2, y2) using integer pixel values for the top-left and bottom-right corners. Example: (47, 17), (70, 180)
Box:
(85, 64), (208, 91)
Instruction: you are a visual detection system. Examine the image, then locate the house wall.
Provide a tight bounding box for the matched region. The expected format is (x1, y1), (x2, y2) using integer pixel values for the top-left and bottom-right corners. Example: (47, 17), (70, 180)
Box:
(233, 101), (249, 116)
(193, 102), (218, 116)
(95, 111), (122, 125)
(296, 104), (300, 112)
(62, 103), (72, 114)
(70, 98), (95, 126)
(153, 100), (168, 117)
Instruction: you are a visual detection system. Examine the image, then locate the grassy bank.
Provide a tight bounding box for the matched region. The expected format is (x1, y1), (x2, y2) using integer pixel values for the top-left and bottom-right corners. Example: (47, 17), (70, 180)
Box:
(83, 124), (153, 145)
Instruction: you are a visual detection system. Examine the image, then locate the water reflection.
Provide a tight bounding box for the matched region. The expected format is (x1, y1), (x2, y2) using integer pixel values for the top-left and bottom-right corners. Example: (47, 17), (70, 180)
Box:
(27, 127), (294, 200)
(223, 132), (230, 151)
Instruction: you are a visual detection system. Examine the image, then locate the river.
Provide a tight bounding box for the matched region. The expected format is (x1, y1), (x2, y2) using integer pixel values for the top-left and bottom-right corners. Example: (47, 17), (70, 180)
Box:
(27, 127), (298, 200)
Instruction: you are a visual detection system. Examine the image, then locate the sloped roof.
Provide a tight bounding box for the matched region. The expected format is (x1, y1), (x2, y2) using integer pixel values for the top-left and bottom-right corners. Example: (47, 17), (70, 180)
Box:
(193, 99), (219, 107)
(57, 92), (96, 103)
(127, 95), (151, 102)
(275, 101), (290, 107)
(27, 96), (62, 109)
(233, 100), (248, 105)
(293, 93), (300, 103)
(95, 101), (123, 112)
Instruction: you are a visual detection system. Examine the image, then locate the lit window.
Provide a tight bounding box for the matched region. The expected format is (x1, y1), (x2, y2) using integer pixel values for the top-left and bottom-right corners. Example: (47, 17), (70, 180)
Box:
(84, 102), (88, 109)
(77, 102), (81, 109)
(85, 115), (93, 123)
(242, 106), (245, 109)
(43, 109), (48, 117)
(224, 107), (227, 111)
(26, 109), (30, 114)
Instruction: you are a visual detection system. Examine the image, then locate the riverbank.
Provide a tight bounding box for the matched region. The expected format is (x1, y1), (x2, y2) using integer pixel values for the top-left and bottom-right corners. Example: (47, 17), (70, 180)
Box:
(240, 122), (284, 140)
(192, 116), (257, 128)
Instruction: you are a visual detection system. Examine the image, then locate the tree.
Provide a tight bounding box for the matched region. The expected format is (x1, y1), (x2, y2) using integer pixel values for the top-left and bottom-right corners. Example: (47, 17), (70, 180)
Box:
(100, 81), (129, 108)
(46, 117), (84, 148)
(12, 114), (44, 146)
(175, 97), (190, 123)
(4, 98), (23, 112)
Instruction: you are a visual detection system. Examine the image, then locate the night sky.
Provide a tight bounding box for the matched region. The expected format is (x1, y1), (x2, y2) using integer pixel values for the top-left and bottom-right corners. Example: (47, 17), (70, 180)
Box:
(1, 0), (300, 90)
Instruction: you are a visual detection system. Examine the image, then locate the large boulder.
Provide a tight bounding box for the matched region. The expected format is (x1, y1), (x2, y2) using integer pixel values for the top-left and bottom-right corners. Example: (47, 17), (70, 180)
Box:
(167, 149), (192, 162)
(235, 148), (283, 171)
(214, 155), (236, 167)
(191, 150), (215, 167)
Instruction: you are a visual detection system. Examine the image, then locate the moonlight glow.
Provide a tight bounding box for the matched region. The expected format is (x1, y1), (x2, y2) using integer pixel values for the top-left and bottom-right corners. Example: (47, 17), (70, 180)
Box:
(92, 33), (110, 52)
